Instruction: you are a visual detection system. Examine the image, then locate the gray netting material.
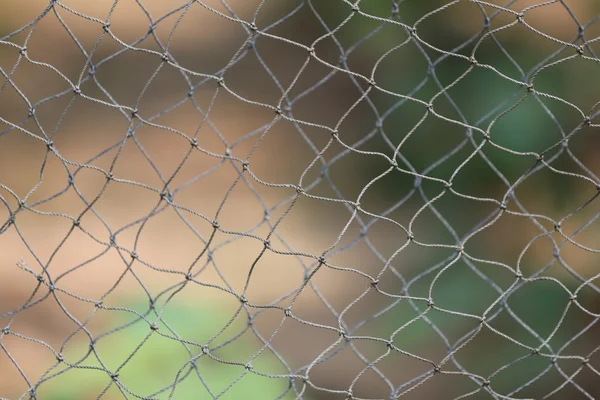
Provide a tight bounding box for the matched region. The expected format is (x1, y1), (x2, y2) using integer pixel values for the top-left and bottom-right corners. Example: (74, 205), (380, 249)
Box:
(1, 0), (600, 399)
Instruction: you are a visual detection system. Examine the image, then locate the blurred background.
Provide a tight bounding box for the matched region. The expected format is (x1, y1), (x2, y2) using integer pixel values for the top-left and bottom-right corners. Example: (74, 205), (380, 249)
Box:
(1, 0), (600, 399)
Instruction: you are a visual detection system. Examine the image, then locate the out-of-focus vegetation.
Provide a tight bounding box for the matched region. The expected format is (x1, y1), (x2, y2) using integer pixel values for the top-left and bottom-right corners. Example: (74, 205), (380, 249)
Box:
(42, 299), (293, 399)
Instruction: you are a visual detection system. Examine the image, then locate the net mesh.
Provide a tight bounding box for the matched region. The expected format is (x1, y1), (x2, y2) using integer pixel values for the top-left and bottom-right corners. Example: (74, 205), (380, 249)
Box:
(1, 0), (600, 399)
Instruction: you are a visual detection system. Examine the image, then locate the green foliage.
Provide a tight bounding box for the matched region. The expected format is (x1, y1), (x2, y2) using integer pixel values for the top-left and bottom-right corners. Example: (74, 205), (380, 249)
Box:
(42, 299), (297, 400)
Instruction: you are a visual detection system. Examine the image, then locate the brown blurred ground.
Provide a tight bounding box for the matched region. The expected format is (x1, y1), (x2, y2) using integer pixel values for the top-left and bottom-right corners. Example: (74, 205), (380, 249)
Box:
(0, 1), (403, 397)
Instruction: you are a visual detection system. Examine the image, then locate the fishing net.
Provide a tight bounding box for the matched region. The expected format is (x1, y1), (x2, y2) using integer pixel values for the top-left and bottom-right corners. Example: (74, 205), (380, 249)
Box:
(1, 1), (599, 399)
